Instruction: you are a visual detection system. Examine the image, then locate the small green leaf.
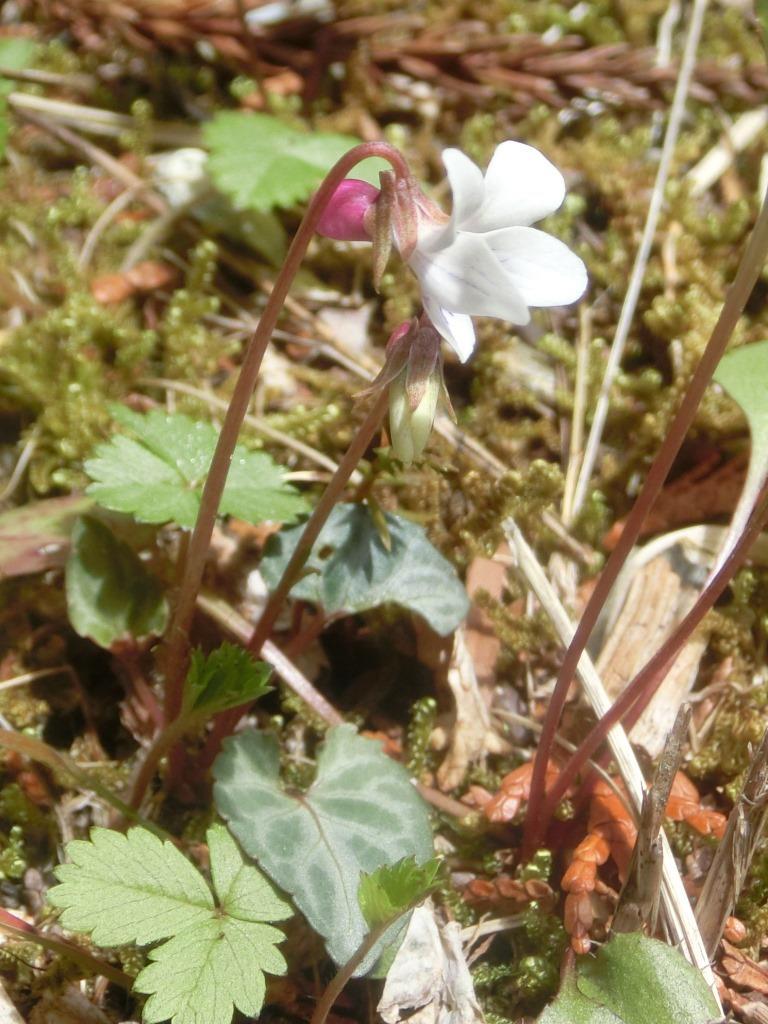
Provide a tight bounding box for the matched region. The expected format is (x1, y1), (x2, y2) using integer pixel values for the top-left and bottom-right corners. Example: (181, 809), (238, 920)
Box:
(85, 406), (307, 528)
(49, 824), (291, 1024)
(260, 503), (469, 636)
(537, 934), (720, 1024)
(358, 856), (441, 929)
(0, 38), (37, 158)
(538, 976), (621, 1024)
(204, 111), (361, 212)
(713, 340), (768, 570)
(213, 724), (434, 973)
(65, 516), (168, 648)
(757, 0), (768, 56)
(185, 644), (272, 716)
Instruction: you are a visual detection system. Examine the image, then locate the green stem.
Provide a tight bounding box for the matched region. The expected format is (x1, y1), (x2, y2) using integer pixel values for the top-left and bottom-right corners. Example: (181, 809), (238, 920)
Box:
(159, 142), (410, 728)
(199, 387), (389, 768)
(309, 912), (404, 1024)
(523, 190), (768, 857)
(125, 712), (199, 813)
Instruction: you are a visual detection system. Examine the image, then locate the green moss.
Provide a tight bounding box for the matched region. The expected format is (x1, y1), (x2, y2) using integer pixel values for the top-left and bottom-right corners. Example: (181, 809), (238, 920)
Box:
(1, 292), (154, 492)
(406, 696), (438, 779)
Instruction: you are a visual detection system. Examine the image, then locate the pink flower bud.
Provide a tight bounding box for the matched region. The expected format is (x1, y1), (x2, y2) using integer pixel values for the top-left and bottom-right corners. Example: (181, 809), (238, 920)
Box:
(316, 179), (380, 241)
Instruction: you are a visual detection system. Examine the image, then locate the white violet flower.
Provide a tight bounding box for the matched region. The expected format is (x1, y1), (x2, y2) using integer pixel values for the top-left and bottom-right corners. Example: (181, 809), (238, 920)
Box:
(408, 142), (587, 362)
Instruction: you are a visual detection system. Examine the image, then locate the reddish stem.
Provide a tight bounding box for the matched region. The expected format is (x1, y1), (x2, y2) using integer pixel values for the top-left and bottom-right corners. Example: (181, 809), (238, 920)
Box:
(157, 142), (409, 729)
(538, 490), (768, 823)
(522, 193), (768, 856)
(198, 387), (389, 770)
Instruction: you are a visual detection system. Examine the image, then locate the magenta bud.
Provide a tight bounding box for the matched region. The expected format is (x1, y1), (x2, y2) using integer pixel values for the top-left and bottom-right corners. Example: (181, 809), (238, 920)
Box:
(316, 179), (380, 241)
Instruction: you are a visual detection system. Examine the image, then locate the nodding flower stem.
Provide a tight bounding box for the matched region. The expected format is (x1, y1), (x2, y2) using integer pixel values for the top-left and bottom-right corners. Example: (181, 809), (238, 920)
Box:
(198, 385), (390, 769)
(535, 487), (768, 826)
(522, 191), (768, 857)
(158, 142), (410, 729)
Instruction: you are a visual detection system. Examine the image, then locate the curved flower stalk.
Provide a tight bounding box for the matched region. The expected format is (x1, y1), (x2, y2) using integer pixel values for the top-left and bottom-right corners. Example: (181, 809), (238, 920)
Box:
(319, 141), (588, 362)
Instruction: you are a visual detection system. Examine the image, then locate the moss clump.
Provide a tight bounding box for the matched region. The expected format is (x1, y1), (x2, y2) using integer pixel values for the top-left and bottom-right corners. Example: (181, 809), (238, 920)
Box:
(689, 676), (768, 780)
(1, 292), (155, 492)
(473, 902), (566, 1018)
(406, 696), (438, 780)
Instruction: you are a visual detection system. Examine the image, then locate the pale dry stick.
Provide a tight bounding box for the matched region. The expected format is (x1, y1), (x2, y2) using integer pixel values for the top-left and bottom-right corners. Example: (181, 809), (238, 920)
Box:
(78, 185), (142, 270)
(13, 107), (167, 216)
(8, 92), (196, 147)
(141, 377), (342, 476)
(687, 108), (768, 197)
(502, 517), (721, 1003)
(650, 0), (682, 145)
(561, 304), (591, 527)
(0, 66), (95, 90)
(0, 667), (70, 693)
(0, 427), (38, 503)
(571, 0), (708, 517)
(696, 726), (768, 957)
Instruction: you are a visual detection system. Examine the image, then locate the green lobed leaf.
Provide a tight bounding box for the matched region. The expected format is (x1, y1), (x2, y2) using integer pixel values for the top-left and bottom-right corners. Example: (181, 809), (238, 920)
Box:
(49, 825), (291, 1024)
(536, 934), (720, 1024)
(260, 503), (469, 636)
(204, 111), (362, 212)
(48, 826), (215, 946)
(65, 516), (168, 648)
(358, 856), (441, 929)
(185, 643), (272, 716)
(85, 406), (308, 528)
(213, 723), (434, 973)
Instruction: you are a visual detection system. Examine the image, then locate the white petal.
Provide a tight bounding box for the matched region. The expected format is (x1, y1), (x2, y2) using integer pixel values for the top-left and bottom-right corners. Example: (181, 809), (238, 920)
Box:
(411, 233), (530, 325)
(422, 295), (476, 363)
(442, 148), (485, 228)
(463, 141), (566, 232)
(486, 226), (587, 307)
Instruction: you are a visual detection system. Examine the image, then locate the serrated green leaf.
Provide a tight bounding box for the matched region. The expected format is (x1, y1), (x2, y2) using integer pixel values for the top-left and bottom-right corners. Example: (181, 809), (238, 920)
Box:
(213, 724), (434, 973)
(85, 406), (307, 528)
(260, 503), (469, 636)
(48, 826), (215, 946)
(204, 111), (361, 212)
(49, 825), (291, 1024)
(358, 856), (441, 929)
(185, 644), (272, 716)
(537, 934), (720, 1024)
(65, 516), (168, 648)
